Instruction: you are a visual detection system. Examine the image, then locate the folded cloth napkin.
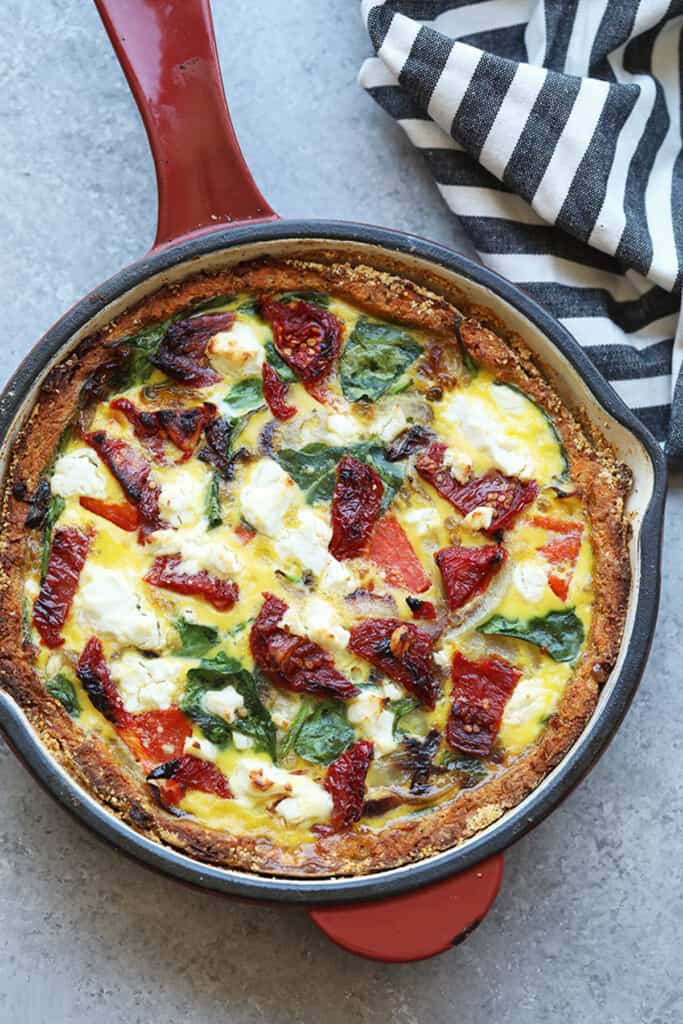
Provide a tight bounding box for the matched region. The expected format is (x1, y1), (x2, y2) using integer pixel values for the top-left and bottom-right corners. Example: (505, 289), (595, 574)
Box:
(359, 0), (683, 461)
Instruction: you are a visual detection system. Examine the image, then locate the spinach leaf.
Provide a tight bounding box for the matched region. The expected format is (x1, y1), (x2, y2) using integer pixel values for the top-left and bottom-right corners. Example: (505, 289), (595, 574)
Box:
(437, 749), (487, 786)
(189, 294), (235, 315)
(223, 377), (264, 418)
(340, 318), (422, 403)
(388, 696), (421, 737)
(40, 495), (65, 582)
(206, 472), (223, 530)
(292, 700), (355, 765)
(46, 673), (81, 717)
(112, 320), (170, 392)
(479, 609), (585, 663)
(237, 298), (260, 316)
(181, 652), (276, 757)
(493, 382), (569, 481)
(274, 442), (405, 510)
(264, 339), (297, 383)
(277, 290), (329, 308)
(279, 697), (314, 758)
(174, 618), (220, 658)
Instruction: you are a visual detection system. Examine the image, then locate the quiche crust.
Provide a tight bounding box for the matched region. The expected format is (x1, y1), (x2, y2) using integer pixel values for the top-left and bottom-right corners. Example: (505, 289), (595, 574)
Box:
(0, 255), (631, 877)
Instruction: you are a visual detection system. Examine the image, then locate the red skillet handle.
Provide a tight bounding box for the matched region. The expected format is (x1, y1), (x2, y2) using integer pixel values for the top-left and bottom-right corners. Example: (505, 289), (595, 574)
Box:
(309, 854), (503, 962)
(94, 0), (278, 252)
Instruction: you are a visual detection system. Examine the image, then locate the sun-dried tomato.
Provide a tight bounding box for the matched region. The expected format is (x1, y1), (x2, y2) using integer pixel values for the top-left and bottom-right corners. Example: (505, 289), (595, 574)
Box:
(259, 296), (342, 391)
(416, 442), (538, 534)
(76, 636), (128, 725)
(33, 528), (92, 648)
(111, 398), (217, 461)
(83, 430), (165, 541)
(329, 455), (384, 561)
(24, 479), (51, 528)
(79, 496), (139, 531)
(446, 652), (521, 757)
(323, 739), (373, 831)
(434, 544), (506, 612)
(250, 593), (358, 699)
(262, 362), (296, 421)
(385, 425), (435, 462)
(348, 618), (439, 708)
(533, 516), (584, 603)
(147, 754), (233, 805)
(197, 417), (248, 480)
(406, 596), (437, 620)
(144, 555), (239, 612)
(234, 522), (256, 545)
(150, 312), (234, 386)
(120, 709), (192, 771)
(367, 515), (431, 593)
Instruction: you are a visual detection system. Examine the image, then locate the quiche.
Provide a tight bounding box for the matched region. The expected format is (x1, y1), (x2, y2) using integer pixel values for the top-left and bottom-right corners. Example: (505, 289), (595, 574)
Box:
(0, 257), (631, 876)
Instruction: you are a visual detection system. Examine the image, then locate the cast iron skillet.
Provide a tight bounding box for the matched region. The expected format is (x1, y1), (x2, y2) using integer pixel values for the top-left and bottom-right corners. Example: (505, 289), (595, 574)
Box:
(0, 0), (666, 961)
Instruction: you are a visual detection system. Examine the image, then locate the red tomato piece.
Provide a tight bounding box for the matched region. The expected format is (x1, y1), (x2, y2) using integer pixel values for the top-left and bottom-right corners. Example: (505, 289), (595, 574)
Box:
(262, 362), (296, 420)
(149, 312), (234, 386)
(144, 555), (238, 612)
(84, 430), (165, 542)
(533, 516), (584, 603)
(446, 651), (522, 757)
(329, 455), (384, 561)
(531, 515), (582, 534)
(323, 740), (374, 831)
(367, 515), (431, 593)
(416, 442), (538, 534)
(111, 398), (217, 461)
(250, 593), (358, 699)
(76, 636), (128, 725)
(147, 754), (233, 805)
(33, 528), (92, 648)
(79, 496), (139, 531)
(548, 574), (570, 601)
(348, 617), (439, 708)
(435, 544), (506, 612)
(235, 523), (256, 544)
(120, 709), (192, 771)
(259, 296), (342, 390)
(406, 597), (437, 620)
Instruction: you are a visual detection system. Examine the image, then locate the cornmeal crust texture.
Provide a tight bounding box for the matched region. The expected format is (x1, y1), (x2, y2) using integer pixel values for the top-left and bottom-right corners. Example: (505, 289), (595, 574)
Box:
(0, 255), (631, 877)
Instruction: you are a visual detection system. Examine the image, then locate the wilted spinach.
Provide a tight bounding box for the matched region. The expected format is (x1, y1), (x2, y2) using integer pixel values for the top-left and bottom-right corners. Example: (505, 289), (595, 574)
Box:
(340, 318), (421, 403)
(479, 609), (584, 663)
(46, 673), (81, 717)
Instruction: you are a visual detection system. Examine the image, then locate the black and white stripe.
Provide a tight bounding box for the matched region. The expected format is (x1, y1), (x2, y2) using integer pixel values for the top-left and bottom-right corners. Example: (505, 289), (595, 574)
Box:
(359, 0), (683, 456)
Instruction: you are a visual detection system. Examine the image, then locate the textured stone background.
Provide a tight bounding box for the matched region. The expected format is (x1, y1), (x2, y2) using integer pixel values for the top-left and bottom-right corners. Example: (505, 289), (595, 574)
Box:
(1, 2), (681, 1021)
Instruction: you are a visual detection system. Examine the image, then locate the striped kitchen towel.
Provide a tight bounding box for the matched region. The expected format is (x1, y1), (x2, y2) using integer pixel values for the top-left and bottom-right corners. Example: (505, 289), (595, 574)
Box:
(359, 0), (683, 460)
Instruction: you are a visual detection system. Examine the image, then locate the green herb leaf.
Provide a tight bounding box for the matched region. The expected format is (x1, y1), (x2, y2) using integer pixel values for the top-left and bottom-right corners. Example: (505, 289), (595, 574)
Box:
(223, 377), (264, 418)
(277, 290), (329, 308)
(292, 700), (355, 765)
(340, 318), (421, 403)
(237, 298), (260, 316)
(206, 472), (223, 530)
(479, 609), (585, 662)
(264, 339), (297, 383)
(388, 696), (421, 736)
(46, 673), (81, 717)
(112, 320), (170, 392)
(437, 749), (487, 785)
(279, 697), (314, 758)
(174, 618), (220, 658)
(493, 382), (569, 481)
(274, 441), (406, 510)
(189, 294), (236, 315)
(181, 652), (276, 758)
(40, 495), (65, 582)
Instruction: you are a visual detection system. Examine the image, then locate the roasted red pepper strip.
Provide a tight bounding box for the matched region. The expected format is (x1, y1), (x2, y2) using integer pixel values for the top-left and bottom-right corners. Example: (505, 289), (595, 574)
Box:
(76, 636), (128, 725)
(79, 496), (139, 532)
(446, 652), (521, 757)
(250, 593), (358, 699)
(259, 296), (342, 390)
(84, 430), (165, 541)
(144, 555), (239, 612)
(434, 544), (506, 612)
(33, 528), (92, 648)
(367, 515), (431, 593)
(262, 362), (296, 420)
(148, 754), (233, 805)
(348, 618), (439, 708)
(234, 523), (256, 545)
(111, 398), (217, 461)
(330, 455), (384, 560)
(416, 442), (538, 534)
(406, 597), (437, 620)
(149, 312), (234, 386)
(323, 740), (374, 831)
(532, 516), (584, 602)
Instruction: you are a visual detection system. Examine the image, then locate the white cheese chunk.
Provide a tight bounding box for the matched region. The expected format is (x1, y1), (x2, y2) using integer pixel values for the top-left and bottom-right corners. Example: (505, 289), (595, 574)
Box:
(209, 320), (264, 376)
(513, 559), (549, 603)
(320, 555), (356, 595)
(402, 506), (441, 536)
(75, 565), (167, 651)
(462, 505), (494, 531)
(183, 735), (220, 763)
(232, 731), (253, 750)
(347, 691), (397, 755)
(326, 412), (364, 445)
(374, 403), (408, 443)
(157, 471), (205, 527)
(109, 652), (187, 712)
(203, 685), (245, 723)
(282, 595), (350, 652)
(501, 676), (554, 728)
(230, 757), (332, 824)
(275, 507), (331, 575)
(152, 522), (242, 577)
(443, 447), (472, 484)
(444, 392), (531, 480)
(434, 646), (452, 671)
(240, 459), (297, 537)
(51, 449), (107, 500)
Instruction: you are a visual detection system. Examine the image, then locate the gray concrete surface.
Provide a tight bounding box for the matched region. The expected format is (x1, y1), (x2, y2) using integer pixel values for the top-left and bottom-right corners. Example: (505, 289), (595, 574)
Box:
(1, 2), (681, 1021)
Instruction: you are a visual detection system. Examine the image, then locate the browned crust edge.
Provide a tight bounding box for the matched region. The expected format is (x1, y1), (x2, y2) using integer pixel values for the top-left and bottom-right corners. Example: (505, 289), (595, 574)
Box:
(0, 256), (631, 877)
